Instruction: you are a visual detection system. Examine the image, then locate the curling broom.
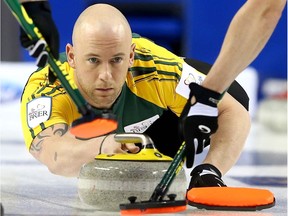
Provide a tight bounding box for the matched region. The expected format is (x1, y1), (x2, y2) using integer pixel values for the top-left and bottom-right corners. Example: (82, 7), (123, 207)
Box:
(120, 139), (275, 214)
(119, 141), (187, 215)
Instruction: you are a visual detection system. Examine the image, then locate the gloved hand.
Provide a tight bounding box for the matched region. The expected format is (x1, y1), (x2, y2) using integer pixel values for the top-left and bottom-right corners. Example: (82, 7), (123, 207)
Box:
(180, 83), (222, 168)
(20, 1), (59, 67)
(188, 163), (227, 190)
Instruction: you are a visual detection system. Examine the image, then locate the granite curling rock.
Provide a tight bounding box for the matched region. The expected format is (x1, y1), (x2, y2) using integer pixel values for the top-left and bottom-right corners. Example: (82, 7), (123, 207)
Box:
(78, 133), (187, 211)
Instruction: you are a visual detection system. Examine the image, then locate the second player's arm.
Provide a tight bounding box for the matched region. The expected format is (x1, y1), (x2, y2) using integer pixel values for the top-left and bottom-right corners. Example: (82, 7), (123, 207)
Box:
(202, 0), (286, 93)
(203, 92), (251, 175)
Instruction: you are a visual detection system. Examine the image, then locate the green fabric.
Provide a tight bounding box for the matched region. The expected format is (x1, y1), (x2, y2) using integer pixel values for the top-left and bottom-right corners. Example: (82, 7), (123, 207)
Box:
(92, 83), (164, 133)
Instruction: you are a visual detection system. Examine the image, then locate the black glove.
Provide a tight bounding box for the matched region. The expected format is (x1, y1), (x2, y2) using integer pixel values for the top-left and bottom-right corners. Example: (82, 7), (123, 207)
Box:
(20, 1), (59, 67)
(188, 163), (227, 190)
(180, 83), (222, 168)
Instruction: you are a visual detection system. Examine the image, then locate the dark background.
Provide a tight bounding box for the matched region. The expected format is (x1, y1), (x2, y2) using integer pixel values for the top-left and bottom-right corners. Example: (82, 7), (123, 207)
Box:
(1, 0), (287, 99)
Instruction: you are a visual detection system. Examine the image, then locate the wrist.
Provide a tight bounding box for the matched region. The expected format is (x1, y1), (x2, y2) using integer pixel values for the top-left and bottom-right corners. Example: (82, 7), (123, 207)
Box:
(189, 83), (223, 107)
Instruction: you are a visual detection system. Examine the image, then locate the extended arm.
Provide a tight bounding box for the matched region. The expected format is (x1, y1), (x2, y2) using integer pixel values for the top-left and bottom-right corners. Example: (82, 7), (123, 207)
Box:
(203, 0), (286, 93)
(181, 0), (285, 156)
(29, 123), (139, 177)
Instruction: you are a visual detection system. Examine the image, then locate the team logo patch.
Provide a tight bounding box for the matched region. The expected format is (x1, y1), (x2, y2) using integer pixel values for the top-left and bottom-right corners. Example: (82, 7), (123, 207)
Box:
(184, 73), (197, 85)
(27, 97), (52, 128)
(176, 62), (205, 99)
(124, 115), (159, 133)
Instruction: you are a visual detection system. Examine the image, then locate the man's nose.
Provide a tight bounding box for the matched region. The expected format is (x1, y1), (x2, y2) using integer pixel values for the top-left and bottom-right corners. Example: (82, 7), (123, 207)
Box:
(98, 63), (112, 80)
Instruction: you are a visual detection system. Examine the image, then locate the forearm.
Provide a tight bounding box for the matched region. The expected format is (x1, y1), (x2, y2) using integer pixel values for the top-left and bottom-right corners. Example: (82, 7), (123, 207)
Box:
(40, 135), (104, 177)
(202, 0), (286, 93)
(203, 94), (251, 175)
(29, 124), (106, 177)
(28, 124), (138, 177)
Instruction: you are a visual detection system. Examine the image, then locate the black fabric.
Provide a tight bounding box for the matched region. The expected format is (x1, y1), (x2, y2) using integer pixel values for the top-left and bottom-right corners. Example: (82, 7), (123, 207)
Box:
(180, 83), (223, 168)
(20, 1), (59, 60)
(188, 163), (227, 189)
(145, 109), (181, 158)
(188, 82), (222, 106)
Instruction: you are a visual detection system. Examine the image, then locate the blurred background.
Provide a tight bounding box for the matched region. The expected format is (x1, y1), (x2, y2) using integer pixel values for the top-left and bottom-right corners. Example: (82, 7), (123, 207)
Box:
(1, 0), (287, 98)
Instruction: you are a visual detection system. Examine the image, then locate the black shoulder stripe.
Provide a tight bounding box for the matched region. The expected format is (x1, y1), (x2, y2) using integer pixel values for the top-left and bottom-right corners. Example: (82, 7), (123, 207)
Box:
(130, 66), (156, 77)
(157, 70), (181, 81)
(134, 53), (153, 61)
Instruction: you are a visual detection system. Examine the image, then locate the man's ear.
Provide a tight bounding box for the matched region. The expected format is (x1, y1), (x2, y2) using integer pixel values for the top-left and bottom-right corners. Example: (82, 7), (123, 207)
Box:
(129, 43), (136, 67)
(66, 43), (75, 68)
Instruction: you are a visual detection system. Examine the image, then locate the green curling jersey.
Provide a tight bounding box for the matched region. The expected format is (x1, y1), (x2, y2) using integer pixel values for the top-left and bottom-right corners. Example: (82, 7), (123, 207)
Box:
(21, 34), (206, 152)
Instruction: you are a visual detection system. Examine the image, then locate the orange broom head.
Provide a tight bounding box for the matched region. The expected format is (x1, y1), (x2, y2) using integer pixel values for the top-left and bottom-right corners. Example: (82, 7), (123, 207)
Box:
(70, 118), (117, 139)
(120, 200), (187, 215)
(120, 205), (187, 215)
(187, 187), (275, 211)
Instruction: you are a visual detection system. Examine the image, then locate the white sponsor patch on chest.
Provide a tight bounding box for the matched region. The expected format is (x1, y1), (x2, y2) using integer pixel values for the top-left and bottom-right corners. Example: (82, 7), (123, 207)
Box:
(124, 115), (160, 133)
(176, 62), (206, 99)
(27, 97), (52, 128)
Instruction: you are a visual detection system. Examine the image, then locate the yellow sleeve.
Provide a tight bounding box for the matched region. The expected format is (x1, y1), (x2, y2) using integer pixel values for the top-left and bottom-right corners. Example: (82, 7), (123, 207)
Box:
(20, 64), (80, 150)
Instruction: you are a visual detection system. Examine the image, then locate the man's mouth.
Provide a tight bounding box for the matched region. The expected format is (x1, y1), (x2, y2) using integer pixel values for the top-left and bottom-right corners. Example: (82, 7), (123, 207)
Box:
(95, 88), (114, 95)
(96, 88), (113, 91)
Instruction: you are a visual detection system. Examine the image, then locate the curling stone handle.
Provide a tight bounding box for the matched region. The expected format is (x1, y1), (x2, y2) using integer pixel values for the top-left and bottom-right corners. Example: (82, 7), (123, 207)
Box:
(114, 133), (154, 148)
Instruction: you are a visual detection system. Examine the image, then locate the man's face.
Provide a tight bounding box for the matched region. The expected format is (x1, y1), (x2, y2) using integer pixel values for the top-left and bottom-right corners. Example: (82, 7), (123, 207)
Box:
(67, 31), (134, 109)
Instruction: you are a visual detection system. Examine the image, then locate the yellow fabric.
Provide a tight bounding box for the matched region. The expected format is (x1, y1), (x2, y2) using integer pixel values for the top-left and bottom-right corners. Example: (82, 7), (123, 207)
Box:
(128, 37), (187, 115)
(21, 63), (81, 149)
(21, 36), (192, 150)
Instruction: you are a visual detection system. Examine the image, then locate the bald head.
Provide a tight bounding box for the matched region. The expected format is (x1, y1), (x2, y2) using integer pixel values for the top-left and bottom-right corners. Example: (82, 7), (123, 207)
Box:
(72, 4), (132, 45)
(66, 4), (136, 109)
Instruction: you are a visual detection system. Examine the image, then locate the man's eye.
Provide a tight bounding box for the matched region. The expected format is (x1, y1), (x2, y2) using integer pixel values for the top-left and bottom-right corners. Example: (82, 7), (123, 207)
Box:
(112, 57), (123, 63)
(88, 58), (99, 63)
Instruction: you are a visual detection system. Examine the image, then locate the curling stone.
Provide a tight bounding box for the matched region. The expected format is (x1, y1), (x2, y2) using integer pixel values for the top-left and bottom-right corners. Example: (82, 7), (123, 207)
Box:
(78, 133), (187, 211)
